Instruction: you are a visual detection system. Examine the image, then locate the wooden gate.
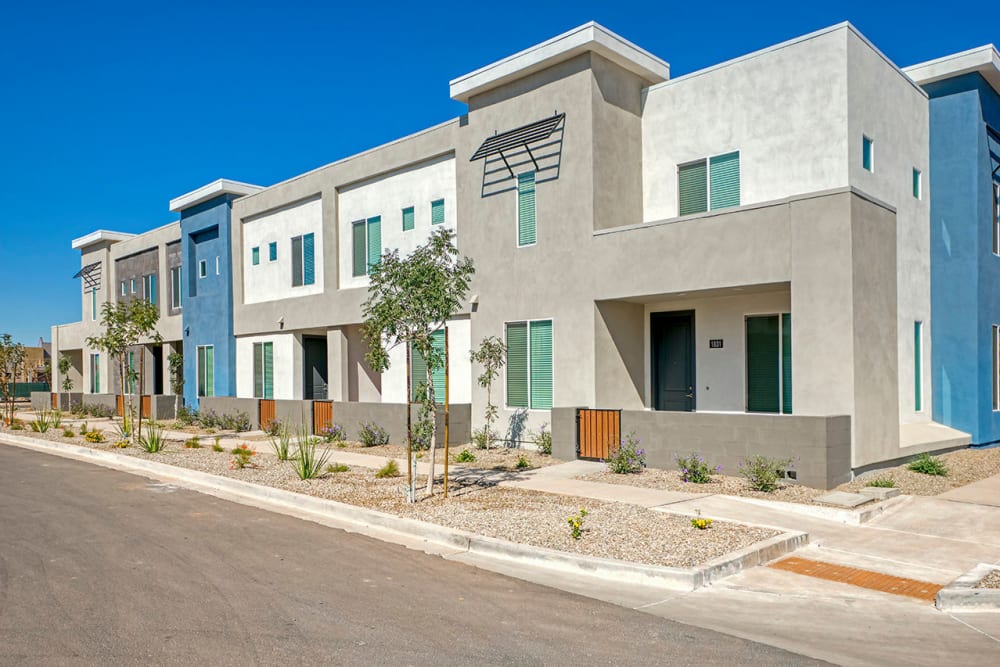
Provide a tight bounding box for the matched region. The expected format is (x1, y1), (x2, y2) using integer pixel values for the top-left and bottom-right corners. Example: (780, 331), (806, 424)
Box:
(313, 401), (333, 435)
(116, 395), (124, 417)
(259, 399), (276, 432)
(141, 396), (151, 419)
(51, 393), (58, 409)
(576, 408), (622, 460)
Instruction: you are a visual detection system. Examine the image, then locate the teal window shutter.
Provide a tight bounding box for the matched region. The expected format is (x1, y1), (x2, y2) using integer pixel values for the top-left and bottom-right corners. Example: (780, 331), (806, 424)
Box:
(91, 288), (97, 320)
(268, 242), (277, 261)
(263, 342), (273, 399)
(409, 340), (427, 402)
(205, 346), (214, 397)
(914, 321), (922, 411)
(431, 199), (445, 225)
(431, 329), (445, 401)
(862, 136), (874, 171)
(709, 151), (740, 210)
(529, 320), (553, 409)
(352, 221), (366, 277)
(149, 274), (156, 305)
(912, 169), (921, 199)
(127, 351), (135, 394)
(402, 206), (414, 231)
(746, 315), (780, 413)
(291, 236), (303, 287)
(506, 322), (528, 408)
(303, 233), (315, 285)
(678, 161), (708, 216)
(781, 313), (792, 414)
(517, 172), (536, 246)
(253, 343), (263, 398)
(197, 347), (205, 397)
(252, 247), (260, 265)
(367, 216), (381, 272)
(410, 330), (446, 402)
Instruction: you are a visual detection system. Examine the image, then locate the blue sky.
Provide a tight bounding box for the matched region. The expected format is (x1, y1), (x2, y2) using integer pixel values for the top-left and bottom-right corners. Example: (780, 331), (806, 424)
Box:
(0, 0), (994, 345)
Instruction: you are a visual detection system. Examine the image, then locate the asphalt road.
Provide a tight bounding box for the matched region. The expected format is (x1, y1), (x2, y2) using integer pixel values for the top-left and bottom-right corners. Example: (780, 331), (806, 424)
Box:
(0, 444), (824, 665)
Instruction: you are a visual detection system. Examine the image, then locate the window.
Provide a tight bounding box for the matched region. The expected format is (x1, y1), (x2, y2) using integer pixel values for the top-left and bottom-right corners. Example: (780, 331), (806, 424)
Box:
(914, 321), (923, 411)
(198, 260), (207, 278)
(126, 351), (136, 394)
(268, 242), (277, 262)
(678, 151), (740, 216)
(170, 266), (182, 309)
(291, 233), (315, 287)
(196, 345), (214, 397)
(993, 183), (1000, 257)
(252, 246), (260, 265)
(517, 172), (536, 247)
(120, 281), (126, 297)
(505, 319), (552, 410)
(130, 278), (136, 294)
(89, 353), (100, 393)
(913, 168), (922, 200)
(253, 342), (273, 399)
(746, 314), (792, 414)
(431, 199), (445, 225)
(215, 256), (220, 275)
(142, 273), (156, 305)
(862, 136), (874, 172)
(993, 325), (1000, 411)
(352, 216), (381, 277)
(90, 289), (97, 321)
(410, 329), (446, 402)
(402, 206), (415, 232)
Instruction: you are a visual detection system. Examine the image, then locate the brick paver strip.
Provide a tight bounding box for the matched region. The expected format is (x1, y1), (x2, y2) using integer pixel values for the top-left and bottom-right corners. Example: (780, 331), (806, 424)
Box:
(768, 556), (943, 602)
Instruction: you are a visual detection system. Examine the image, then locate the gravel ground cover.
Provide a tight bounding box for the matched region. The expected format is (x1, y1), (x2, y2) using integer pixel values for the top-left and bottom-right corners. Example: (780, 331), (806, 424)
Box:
(976, 569), (1000, 589)
(8, 428), (777, 568)
(579, 468), (825, 504)
(334, 441), (561, 470)
(838, 447), (1000, 496)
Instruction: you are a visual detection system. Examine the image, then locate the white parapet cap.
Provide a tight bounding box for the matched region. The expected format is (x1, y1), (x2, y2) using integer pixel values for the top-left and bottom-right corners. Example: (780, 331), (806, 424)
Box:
(169, 178), (265, 213)
(71, 229), (136, 250)
(449, 21), (669, 103)
(904, 44), (1000, 96)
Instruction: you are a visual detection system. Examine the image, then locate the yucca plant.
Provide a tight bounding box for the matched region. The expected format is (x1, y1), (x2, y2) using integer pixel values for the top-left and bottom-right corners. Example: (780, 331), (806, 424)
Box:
(291, 426), (333, 480)
(30, 409), (52, 433)
(139, 421), (166, 453)
(51, 410), (63, 429)
(269, 422), (294, 461)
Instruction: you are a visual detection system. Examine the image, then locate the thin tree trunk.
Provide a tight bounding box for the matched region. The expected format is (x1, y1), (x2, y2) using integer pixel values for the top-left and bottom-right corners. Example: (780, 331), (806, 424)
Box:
(424, 365), (437, 497)
(137, 347), (144, 445)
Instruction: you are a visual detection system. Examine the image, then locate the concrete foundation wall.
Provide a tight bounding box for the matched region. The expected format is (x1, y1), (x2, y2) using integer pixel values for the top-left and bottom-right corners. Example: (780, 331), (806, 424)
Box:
(199, 397), (262, 429)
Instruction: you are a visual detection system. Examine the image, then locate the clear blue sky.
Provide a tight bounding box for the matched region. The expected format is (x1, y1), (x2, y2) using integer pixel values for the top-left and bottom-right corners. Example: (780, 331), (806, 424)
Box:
(0, 0), (993, 345)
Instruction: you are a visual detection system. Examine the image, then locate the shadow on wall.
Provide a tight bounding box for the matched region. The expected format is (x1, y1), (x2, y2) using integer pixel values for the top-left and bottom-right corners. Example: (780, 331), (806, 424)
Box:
(504, 408), (529, 446)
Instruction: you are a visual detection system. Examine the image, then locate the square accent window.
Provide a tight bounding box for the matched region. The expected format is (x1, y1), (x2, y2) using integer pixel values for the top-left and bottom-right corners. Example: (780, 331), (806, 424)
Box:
(862, 136), (874, 172)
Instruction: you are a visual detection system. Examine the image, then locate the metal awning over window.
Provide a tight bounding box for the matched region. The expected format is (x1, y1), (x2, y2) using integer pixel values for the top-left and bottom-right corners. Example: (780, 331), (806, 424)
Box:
(471, 113), (565, 178)
(73, 261), (101, 290)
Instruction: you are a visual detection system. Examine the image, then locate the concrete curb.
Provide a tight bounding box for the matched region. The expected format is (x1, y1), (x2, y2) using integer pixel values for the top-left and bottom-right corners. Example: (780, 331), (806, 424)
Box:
(0, 433), (806, 591)
(730, 493), (907, 525)
(936, 563), (1000, 612)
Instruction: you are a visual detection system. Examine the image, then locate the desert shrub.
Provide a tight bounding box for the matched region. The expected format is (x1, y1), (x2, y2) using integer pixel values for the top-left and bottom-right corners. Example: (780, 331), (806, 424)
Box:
(30, 410), (52, 433)
(51, 410), (63, 428)
(198, 410), (251, 433)
(739, 455), (793, 492)
(84, 430), (105, 444)
(62, 428), (75, 438)
(269, 423), (294, 460)
(230, 444), (257, 469)
(515, 454), (530, 469)
(567, 508), (587, 539)
(359, 421), (390, 447)
(175, 406), (198, 426)
(139, 422), (166, 453)
(533, 424), (552, 456)
(867, 476), (896, 488)
(291, 431), (333, 480)
(80, 403), (114, 418)
(264, 418), (283, 437)
(455, 449), (476, 463)
(8, 418), (24, 430)
(605, 432), (646, 474)
(318, 423), (346, 444)
(690, 510), (713, 530)
(375, 459), (400, 478)
(472, 427), (490, 450)
(326, 462), (349, 474)
(908, 453), (947, 476)
(79, 421), (88, 435)
(211, 440), (225, 453)
(184, 436), (202, 449)
(676, 452), (719, 484)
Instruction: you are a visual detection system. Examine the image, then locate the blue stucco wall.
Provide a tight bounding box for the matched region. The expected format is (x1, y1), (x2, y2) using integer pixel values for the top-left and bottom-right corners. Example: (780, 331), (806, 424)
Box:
(180, 194), (239, 409)
(927, 73), (1000, 445)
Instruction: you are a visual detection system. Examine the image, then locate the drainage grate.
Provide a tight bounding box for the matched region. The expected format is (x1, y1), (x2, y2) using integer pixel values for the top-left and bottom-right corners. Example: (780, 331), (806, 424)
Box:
(768, 557), (943, 602)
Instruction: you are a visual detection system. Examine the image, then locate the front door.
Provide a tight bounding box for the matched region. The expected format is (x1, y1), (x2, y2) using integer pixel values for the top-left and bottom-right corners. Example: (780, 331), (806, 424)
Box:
(302, 336), (328, 400)
(651, 311), (695, 411)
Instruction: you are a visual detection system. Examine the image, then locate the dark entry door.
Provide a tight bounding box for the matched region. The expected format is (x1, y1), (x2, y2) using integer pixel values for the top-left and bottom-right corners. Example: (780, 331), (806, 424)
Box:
(651, 311), (695, 411)
(303, 336), (328, 400)
(151, 345), (164, 395)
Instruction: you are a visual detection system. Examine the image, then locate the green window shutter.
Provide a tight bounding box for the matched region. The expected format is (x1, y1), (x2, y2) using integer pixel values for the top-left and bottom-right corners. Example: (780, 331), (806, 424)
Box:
(252, 247), (260, 265)
(529, 320), (553, 409)
(205, 346), (214, 397)
(709, 151), (740, 210)
(431, 329), (445, 401)
(863, 136), (873, 171)
(781, 313), (792, 414)
(367, 216), (381, 272)
(268, 242), (277, 261)
(127, 351), (135, 394)
(678, 161), (708, 216)
(91, 289), (97, 320)
(352, 221), (366, 277)
(402, 206), (414, 231)
(149, 274), (156, 305)
(431, 199), (445, 225)
(291, 236), (303, 287)
(253, 343), (263, 398)
(263, 342), (273, 399)
(92, 354), (100, 393)
(197, 347), (205, 397)
(914, 321), (922, 411)
(303, 233), (315, 285)
(506, 322), (528, 408)
(517, 172), (536, 246)
(410, 340), (427, 402)
(913, 169), (921, 199)
(746, 315), (780, 413)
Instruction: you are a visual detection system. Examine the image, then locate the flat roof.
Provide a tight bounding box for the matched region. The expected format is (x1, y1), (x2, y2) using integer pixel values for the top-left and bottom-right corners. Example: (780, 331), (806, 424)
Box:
(904, 44), (1000, 96)
(449, 21), (669, 103)
(70, 229), (136, 250)
(169, 178), (265, 213)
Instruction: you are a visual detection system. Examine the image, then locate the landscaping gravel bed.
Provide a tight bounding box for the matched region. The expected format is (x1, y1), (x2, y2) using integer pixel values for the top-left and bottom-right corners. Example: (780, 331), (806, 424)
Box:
(10, 429), (778, 569)
(330, 441), (561, 471)
(578, 468), (825, 504)
(837, 447), (1000, 496)
(976, 569), (1000, 589)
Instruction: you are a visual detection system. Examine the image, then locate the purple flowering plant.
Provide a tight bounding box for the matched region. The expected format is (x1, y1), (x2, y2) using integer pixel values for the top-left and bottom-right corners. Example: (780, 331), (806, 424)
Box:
(604, 431), (646, 474)
(675, 452), (719, 484)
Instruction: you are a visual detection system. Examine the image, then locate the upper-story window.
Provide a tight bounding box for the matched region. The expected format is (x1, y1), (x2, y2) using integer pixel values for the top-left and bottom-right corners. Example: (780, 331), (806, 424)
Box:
(352, 216), (382, 277)
(431, 199), (445, 225)
(402, 206), (415, 232)
(913, 168), (922, 200)
(90, 289), (98, 321)
(252, 247), (260, 265)
(142, 273), (156, 305)
(120, 281), (126, 297)
(993, 183), (1000, 257)
(517, 172), (536, 247)
(215, 256), (220, 275)
(291, 233), (316, 287)
(130, 278), (137, 294)
(862, 136), (874, 172)
(678, 151), (740, 217)
(268, 242), (277, 262)
(198, 259), (207, 279)
(170, 266), (182, 309)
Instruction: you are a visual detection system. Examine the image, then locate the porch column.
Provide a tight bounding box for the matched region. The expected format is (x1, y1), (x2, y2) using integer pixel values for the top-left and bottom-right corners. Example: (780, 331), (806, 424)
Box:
(326, 328), (349, 402)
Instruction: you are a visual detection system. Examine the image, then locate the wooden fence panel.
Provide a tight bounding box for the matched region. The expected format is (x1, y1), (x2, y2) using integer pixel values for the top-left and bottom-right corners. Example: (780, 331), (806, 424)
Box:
(313, 401), (333, 435)
(259, 399), (276, 432)
(576, 408), (621, 461)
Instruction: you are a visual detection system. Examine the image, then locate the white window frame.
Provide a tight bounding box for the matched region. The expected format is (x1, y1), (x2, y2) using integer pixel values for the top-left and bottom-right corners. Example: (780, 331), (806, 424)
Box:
(215, 256), (220, 275)
(120, 281), (126, 297)
(677, 150), (741, 217)
(130, 278), (136, 294)
(197, 344), (215, 398)
(503, 317), (554, 411)
(862, 135), (875, 173)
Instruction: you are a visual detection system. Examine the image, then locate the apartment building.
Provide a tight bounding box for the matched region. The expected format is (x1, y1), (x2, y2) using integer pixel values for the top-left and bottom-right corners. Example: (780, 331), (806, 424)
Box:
(47, 22), (999, 487)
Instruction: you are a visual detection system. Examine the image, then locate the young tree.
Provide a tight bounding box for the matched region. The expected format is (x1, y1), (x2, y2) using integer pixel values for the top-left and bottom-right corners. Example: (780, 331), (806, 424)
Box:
(58, 354), (74, 392)
(168, 351), (184, 416)
(362, 228), (474, 498)
(86, 300), (161, 443)
(0, 334), (27, 425)
(470, 336), (506, 449)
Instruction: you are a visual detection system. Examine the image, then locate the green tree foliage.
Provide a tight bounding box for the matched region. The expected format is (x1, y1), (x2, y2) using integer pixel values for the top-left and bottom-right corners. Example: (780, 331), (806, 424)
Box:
(57, 354), (74, 392)
(470, 336), (506, 448)
(0, 334), (27, 425)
